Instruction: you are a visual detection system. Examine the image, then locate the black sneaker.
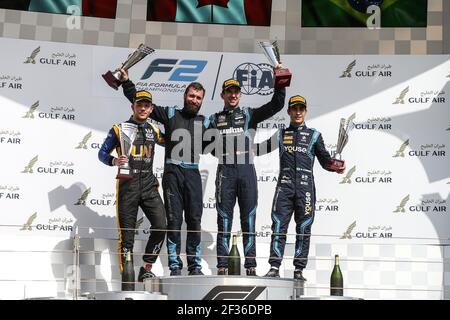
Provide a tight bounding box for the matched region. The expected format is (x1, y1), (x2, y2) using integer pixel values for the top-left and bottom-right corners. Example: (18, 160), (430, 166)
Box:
(293, 269), (307, 281)
(188, 268), (204, 276)
(138, 266), (155, 282)
(246, 267), (257, 276)
(170, 268), (181, 276)
(217, 268), (227, 275)
(264, 268), (280, 278)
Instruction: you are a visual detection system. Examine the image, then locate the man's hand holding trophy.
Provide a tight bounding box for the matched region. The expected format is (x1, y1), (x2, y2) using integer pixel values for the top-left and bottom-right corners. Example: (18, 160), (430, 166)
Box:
(259, 40), (292, 88)
(329, 114), (355, 174)
(115, 122), (138, 180)
(102, 43), (155, 90)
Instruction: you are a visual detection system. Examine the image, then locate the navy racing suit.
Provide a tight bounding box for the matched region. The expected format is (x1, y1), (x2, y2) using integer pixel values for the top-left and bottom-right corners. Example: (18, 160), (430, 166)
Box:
(123, 80), (209, 272)
(257, 123), (338, 270)
(209, 87), (285, 269)
(98, 118), (166, 271)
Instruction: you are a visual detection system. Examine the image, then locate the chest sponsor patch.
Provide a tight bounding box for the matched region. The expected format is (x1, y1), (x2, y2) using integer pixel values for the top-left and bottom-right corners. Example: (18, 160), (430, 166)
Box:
(217, 121), (229, 127)
(219, 127), (244, 135)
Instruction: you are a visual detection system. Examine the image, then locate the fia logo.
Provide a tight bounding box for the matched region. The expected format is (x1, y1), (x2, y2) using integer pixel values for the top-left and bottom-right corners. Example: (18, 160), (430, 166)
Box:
(233, 62), (274, 95)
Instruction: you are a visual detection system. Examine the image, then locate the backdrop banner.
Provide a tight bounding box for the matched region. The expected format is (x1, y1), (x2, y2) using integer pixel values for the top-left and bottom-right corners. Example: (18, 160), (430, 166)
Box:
(0, 37), (448, 299)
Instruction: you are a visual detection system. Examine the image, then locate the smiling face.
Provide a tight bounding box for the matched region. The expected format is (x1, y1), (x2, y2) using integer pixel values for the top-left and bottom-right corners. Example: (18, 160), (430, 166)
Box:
(132, 100), (153, 123)
(184, 86), (205, 115)
(288, 104), (307, 125)
(221, 87), (241, 109)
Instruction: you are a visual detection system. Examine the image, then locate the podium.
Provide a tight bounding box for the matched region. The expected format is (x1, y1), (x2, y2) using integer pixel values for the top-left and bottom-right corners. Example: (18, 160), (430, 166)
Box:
(85, 291), (167, 300)
(144, 275), (304, 300)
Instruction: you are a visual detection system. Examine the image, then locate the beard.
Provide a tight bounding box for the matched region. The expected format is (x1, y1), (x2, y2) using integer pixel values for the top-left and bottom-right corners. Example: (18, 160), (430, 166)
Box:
(183, 102), (200, 116)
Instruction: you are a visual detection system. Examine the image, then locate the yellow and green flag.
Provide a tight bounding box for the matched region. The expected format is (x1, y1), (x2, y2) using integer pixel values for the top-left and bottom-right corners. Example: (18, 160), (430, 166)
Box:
(302, 0), (427, 27)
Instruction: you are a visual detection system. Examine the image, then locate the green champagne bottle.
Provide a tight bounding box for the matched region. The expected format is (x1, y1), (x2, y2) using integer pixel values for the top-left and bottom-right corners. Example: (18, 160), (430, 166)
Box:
(228, 235), (241, 275)
(122, 250), (135, 291)
(330, 254), (343, 296)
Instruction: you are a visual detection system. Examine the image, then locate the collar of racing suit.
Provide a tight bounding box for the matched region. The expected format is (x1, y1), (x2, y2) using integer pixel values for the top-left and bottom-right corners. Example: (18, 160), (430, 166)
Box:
(223, 105), (241, 114)
(287, 123), (306, 131)
(127, 116), (149, 129)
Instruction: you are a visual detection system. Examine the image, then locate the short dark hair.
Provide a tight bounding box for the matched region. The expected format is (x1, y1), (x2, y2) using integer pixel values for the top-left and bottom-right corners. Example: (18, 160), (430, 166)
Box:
(184, 82), (206, 96)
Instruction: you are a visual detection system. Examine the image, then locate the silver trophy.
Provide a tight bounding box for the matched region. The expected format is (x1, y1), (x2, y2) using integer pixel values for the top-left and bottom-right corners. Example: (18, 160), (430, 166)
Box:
(103, 44), (155, 90)
(116, 123), (138, 180)
(259, 40), (291, 88)
(330, 114), (355, 171)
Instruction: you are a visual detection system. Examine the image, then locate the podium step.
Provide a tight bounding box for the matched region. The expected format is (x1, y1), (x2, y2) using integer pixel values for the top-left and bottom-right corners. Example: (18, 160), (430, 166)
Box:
(144, 275), (304, 300)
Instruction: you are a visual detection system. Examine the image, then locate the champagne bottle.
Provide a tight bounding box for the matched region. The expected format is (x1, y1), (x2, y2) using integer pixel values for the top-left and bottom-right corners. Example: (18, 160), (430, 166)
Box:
(330, 254), (343, 296)
(122, 250), (135, 291)
(228, 235), (241, 275)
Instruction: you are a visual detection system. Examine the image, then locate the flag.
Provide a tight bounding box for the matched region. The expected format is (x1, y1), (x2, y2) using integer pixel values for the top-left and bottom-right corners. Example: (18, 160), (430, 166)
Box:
(147, 0), (272, 26)
(0, 0), (117, 19)
(0, 0), (31, 10)
(302, 0), (427, 27)
(197, 0), (229, 8)
(81, 0), (117, 19)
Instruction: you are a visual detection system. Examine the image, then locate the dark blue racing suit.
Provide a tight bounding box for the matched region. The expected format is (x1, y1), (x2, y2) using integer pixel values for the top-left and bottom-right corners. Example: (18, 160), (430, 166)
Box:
(209, 87), (285, 269)
(123, 80), (209, 272)
(257, 123), (338, 270)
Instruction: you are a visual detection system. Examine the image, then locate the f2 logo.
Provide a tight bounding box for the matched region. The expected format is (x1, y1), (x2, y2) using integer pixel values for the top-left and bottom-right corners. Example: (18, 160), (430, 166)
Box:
(141, 59), (207, 82)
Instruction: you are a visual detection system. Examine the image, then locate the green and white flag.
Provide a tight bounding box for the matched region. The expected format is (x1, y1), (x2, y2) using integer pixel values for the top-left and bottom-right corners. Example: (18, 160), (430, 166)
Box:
(302, 0), (427, 27)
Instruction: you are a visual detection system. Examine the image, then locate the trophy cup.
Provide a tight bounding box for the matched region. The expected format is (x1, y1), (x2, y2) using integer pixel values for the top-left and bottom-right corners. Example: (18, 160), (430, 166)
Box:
(102, 44), (155, 90)
(330, 117), (353, 171)
(116, 123), (138, 180)
(259, 40), (292, 88)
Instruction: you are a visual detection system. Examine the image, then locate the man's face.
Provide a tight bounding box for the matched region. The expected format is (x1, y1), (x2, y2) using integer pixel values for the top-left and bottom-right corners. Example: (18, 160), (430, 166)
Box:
(288, 104), (307, 125)
(184, 87), (205, 115)
(221, 87), (241, 108)
(132, 100), (153, 122)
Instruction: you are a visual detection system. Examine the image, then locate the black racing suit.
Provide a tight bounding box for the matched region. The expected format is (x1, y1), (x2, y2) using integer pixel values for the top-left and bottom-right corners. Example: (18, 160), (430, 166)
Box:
(98, 117), (166, 272)
(123, 80), (209, 272)
(208, 87), (285, 269)
(257, 123), (337, 270)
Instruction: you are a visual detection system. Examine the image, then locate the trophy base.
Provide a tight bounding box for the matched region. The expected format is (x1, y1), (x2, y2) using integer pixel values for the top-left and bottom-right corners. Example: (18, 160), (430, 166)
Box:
(274, 68), (292, 88)
(116, 173), (134, 180)
(329, 158), (345, 171)
(102, 71), (121, 91)
(116, 167), (133, 180)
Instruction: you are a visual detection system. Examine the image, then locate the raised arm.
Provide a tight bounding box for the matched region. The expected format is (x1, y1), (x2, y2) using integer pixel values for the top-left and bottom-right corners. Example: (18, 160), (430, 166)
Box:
(249, 87), (286, 127)
(150, 123), (166, 147)
(119, 68), (169, 125)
